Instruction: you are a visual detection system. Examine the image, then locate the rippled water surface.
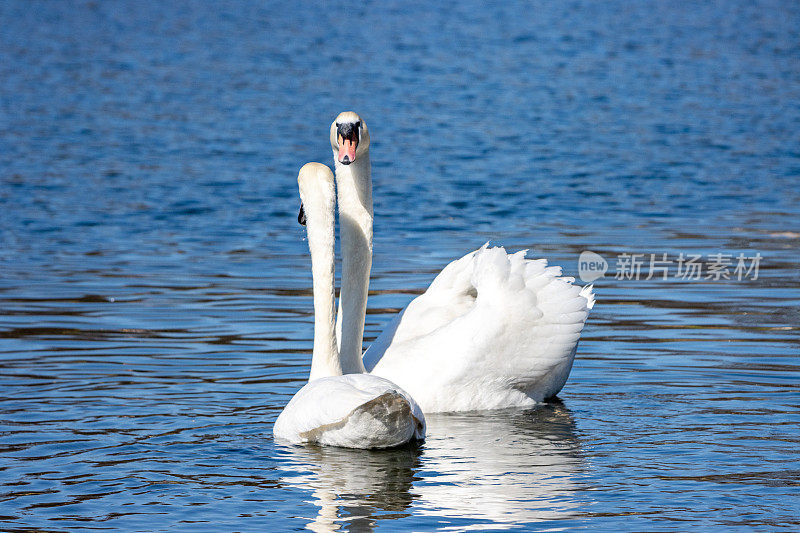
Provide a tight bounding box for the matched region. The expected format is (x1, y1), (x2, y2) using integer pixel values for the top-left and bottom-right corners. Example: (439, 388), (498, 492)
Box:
(2, 1), (799, 531)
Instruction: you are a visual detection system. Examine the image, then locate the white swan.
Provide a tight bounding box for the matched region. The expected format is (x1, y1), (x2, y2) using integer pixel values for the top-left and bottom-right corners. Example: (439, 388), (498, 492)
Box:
(273, 163), (425, 448)
(330, 112), (595, 413)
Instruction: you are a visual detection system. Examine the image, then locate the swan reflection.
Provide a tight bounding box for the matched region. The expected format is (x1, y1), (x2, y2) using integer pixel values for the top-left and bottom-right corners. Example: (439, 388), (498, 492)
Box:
(277, 442), (421, 532)
(416, 402), (585, 529)
(277, 402), (584, 532)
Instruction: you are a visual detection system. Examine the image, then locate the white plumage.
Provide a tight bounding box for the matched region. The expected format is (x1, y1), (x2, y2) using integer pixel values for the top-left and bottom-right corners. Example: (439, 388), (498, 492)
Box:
(364, 245), (594, 412)
(273, 163), (425, 449)
(273, 373), (425, 448)
(331, 111), (595, 413)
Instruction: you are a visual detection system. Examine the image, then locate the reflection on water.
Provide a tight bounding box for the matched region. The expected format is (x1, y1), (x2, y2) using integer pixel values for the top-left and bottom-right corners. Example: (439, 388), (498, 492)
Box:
(416, 404), (584, 529)
(1, 0), (799, 530)
(278, 403), (584, 532)
(278, 443), (420, 532)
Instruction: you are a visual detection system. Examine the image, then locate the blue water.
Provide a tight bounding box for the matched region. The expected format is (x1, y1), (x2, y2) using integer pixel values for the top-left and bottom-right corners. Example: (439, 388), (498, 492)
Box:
(1, 1), (799, 531)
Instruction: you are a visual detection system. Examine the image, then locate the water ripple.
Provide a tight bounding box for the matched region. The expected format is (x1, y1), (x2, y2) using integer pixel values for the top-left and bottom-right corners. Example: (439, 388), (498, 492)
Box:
(1, 0), (799, 531)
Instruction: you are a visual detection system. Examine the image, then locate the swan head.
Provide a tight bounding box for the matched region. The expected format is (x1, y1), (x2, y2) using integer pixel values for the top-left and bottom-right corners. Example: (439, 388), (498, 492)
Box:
(297, 162), (335, 227)
(330, 111), (370, 165)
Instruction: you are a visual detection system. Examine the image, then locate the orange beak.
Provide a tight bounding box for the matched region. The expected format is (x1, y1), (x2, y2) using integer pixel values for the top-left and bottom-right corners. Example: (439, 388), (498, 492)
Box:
(338, 135), (358, 164)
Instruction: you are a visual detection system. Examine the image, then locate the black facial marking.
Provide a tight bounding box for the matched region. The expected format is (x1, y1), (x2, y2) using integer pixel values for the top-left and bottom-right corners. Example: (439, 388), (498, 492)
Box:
(297, 203), (306, 226)
(337, 122), (359, 144)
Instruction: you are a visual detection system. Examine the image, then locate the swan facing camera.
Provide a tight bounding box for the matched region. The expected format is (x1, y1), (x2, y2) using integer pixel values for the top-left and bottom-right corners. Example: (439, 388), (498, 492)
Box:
(578, 251), (607, 282)
(336, 120), (360, 164)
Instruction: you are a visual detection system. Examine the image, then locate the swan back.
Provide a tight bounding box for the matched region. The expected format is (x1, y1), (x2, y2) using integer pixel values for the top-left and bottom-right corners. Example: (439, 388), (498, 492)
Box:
(274, 374), (426, 448)
(365, 245), (595, 412)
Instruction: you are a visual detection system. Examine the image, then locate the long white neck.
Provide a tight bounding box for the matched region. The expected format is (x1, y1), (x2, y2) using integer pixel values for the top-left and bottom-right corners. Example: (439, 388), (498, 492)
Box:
(301, 174), (342, 381)
(333, 153), (372, 374)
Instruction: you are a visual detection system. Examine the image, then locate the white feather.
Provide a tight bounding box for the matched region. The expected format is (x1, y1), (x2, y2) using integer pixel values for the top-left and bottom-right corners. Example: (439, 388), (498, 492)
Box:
(363, 246), (595, 413)
(274, 374), (425, 448)
(274, 162), (425, 448)
(331, 112), (596, 414)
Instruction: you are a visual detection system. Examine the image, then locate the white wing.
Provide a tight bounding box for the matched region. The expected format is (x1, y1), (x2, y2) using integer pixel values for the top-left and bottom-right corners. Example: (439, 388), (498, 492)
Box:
(273, 373), (425, 449)
(365, 245), (594, 413)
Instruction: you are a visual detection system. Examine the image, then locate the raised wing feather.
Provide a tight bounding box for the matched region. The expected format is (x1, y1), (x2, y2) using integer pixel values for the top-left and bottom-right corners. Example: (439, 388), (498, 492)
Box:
(366, 246), (594, 412)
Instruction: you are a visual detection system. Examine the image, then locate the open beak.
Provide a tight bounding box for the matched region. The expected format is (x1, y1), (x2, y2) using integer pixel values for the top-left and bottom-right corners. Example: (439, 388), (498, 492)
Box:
(336, 122), (359, 165)
(298, 203), (306, 226)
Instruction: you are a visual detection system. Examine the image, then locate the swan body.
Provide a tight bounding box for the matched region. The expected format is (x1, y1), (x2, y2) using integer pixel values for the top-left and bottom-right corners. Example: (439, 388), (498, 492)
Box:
(273, 163), (425, 448)
(363, 245), (595, 412)
(330, 112), (595, 413)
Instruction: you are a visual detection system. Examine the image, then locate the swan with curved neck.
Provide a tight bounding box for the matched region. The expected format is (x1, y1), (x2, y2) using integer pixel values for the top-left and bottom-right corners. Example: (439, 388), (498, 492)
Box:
(273, 163), (425, 448)
(330, 112), (595, 413)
